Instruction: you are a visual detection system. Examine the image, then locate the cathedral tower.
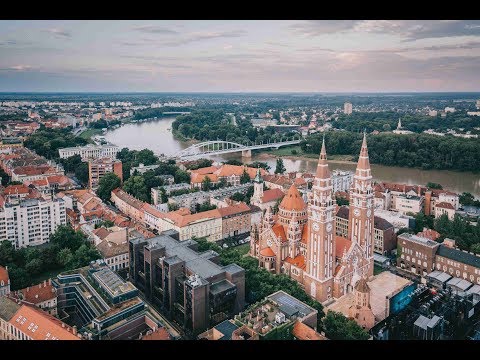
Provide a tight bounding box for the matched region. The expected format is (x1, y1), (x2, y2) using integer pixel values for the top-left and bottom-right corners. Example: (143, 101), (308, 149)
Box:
(348, 132), (375, 276)
(303, 137), (336, 302)
(251, 168), (264, 205)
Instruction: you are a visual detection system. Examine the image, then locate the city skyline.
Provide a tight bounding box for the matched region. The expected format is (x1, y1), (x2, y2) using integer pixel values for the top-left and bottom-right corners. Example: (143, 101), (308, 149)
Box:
(1, 20), (480, 92)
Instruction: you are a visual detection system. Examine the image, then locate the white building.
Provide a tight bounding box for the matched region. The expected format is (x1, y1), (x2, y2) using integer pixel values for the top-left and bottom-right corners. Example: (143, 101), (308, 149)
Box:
(344, 102), (353, 115)
(428, 110), (438, 117)
(438, 192), (460, 210)
(444, 107), (455, 113)
(395, 194), (424, 214)
(331, 170), (354, 193)
(58, 144), (119, 161)
(374, 209), (414, 231)
(129, 163), (160, 175)
(434, 202), (456, 221)
(477, 99), (480, 110)
(0, 198), (66, 248)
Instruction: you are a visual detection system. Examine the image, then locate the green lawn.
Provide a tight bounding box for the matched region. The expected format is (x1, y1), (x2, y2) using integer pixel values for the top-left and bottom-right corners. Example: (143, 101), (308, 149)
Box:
(234, 243), (250, 256)
(78, 128), (103, 141)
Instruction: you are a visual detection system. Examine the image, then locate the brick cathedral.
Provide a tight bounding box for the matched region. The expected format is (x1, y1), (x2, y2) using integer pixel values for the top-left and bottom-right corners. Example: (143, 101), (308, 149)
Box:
(250, 133), (375, 303)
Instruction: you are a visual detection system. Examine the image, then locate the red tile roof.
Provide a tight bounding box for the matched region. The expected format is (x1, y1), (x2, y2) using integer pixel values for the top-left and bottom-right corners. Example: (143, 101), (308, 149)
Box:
(292, 321), (327, 340)
(436, 202), (455, 210)
(417, 228), (441, 241)
(259, 247), (275, 257)
(4, 184), (30, 195)
(284, 254), (306, 270)
(335, 236), (351, 257)
(9, 304), (80, 340)
(261, 188), (284, 203)
(0, 265), (9, 285)
(15, 281), (56, 304)
(279, 185), (306, 211)
(141, 327), (171, 340)
(272, 223), (286, 241)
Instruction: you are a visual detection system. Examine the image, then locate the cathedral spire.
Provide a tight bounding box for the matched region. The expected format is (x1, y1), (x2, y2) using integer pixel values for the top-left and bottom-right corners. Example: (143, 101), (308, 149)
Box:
(356, 131), (370, 173)
(254, 167), (262, 183)
(315, 135), (330, 179)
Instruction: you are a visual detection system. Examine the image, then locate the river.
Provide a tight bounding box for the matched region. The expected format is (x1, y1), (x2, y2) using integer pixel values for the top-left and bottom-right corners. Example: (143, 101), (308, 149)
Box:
(104, 117), (480, 198)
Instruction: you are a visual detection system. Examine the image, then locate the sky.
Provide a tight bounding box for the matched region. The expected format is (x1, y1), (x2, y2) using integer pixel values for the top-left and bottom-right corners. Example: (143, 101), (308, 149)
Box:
(0, 20), (480, 92)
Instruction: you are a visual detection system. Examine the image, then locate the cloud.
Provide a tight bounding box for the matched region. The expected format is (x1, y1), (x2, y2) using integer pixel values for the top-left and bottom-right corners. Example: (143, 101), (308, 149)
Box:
(0, 65), (34, 71)
(289, 20), (480, 41)
(45, 28), (72, 38)
(132, 25), (178, 34)
(160, 30), (247, 46)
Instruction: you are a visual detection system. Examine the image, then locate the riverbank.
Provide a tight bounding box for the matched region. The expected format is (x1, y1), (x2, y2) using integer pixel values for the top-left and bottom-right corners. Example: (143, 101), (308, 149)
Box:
(256, 146), (356, 164)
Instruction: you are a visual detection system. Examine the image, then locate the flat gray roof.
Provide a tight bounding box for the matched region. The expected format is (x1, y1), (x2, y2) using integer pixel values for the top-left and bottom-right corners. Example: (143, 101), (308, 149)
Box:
(446, 277), (473, 291)
(467, 284), (480, 296)
(145, 233), (233, 280)
(210, 279), (235, 296)
(414, 315), (441, 330)
(427, 270), (452, 283)
(267, 291), (316, 319)
(399, 233), (439, 248)
(92, 267), (136, 297)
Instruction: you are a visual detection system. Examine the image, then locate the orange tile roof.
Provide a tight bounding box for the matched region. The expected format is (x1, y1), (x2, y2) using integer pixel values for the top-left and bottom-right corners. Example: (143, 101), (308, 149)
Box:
(294, 178), (307, 186)
(335, 236), (351, 257)
(259, 247), (275, 257)
(191, 173), (219, 184)
(292, 321), (327, 340)
(435, 202), (455, 210)
(417, 228), (441, 241)
(190, 166), (219, 175)
(279, 185), (306, 211)
(47, 175), (71, 186)
(261, 188), (284, 203)
(0, 265), (9, 285)
(272, 223), (286, 241)
(15, 281), (56, 304)
(141, 327), (171, 340)
(4, 184), (30, 195)
(93, 227), (110, 240)
(9, 304), (80, 340)
(284, 254), (306, 269)
(217, 202), (251, 217)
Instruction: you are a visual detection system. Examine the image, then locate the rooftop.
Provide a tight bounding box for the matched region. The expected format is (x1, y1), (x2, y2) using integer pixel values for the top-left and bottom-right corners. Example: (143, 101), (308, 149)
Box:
(437, 245), (480, 269)
(398, 233), (439, 248)
(446, 277), (473, 292)
(426, 270), (452, 284)
(0, 296), (21, 322)
(91, 267), (136, 297)
(267, 291), (317, 319)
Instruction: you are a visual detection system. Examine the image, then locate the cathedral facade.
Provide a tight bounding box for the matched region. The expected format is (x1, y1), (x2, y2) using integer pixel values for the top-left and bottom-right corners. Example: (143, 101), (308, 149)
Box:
(250, 134), (375, 303)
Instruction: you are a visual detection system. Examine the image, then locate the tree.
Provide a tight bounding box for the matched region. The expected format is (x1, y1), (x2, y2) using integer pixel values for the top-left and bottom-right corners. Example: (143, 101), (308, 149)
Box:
(25, 258), (43, 275)
(459, 192), (480, 207)
(201, 176), (212, 191)
(57, 248), (74, 268)
(123, 175), (149, 202)
(74, 162), (89, 186)
(60, 154), (83, 173)
(240, 169), (251, 184)
(94, 220), (114, 229)
(323, 310), (370, 340)
(0, 168), (10, 186)
(291, 149), (298, 155)
(7, 265), (30, 291)
(382, 123), (391, 132)
(96, 172), (122, 203)
(471, 243), (480, 255)
(50, 225), (87, 251)
(225, 159), (243, 166)
(218, 177), (227, 189)
(274, 158), (286, 174)
(426, 182), (443, 189)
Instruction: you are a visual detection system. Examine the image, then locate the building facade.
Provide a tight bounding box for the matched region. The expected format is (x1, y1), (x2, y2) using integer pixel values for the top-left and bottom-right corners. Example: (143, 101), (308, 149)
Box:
(58, 144), (119, 160)
(0, 265), (10, 296)
(344, 102), (353, 115)
(0, 197), (66, 248)
(88, 157), (123, 190)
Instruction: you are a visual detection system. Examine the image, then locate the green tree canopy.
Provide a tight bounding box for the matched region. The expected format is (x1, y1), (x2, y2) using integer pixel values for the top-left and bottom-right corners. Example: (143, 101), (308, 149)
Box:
(274, 158), (286, 174)
(96, 172), (122, 203)
(323, 310), (370, 340)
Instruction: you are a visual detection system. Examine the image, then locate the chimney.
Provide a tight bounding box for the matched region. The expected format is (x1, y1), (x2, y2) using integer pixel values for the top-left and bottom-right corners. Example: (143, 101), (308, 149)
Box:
(39, 283), (42, 289)
(44, 280), (47, 287)
(26, 287), (29, 292)
(48, 279), (52, 285)
(73, 326), (77, 335)
(62, 323), (65, 328)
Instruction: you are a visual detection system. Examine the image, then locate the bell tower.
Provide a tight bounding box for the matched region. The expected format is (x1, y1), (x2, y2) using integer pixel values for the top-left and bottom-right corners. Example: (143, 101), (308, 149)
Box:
(303, 137), (336, 302)
(251, 167), (264, 205)
(348, 132), (374, 275)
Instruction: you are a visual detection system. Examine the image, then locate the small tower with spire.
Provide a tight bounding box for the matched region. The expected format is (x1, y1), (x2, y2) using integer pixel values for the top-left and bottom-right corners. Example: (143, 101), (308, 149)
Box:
(396, 118), (402, 130)
(251, 167), (264, 206)
(348, 277), (375, 330)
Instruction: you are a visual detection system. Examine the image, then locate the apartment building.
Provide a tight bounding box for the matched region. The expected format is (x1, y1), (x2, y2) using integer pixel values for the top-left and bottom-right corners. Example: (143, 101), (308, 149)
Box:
(395, 194), (424, 214)
(129, 230), (245, 335)
(88, 157), (123, 190)
(189, 165), (268, 189)
(434, 202), (456, 220)
(0, 197), (66, 249)
(58, 144), (119, 160)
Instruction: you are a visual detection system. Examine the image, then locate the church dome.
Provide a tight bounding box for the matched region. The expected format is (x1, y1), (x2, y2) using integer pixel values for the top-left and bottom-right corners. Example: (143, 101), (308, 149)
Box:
(279, 185), (306, 212)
